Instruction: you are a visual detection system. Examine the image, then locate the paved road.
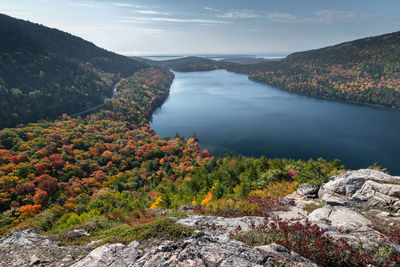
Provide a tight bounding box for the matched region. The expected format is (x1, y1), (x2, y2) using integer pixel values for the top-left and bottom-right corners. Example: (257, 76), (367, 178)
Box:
(69, 86), (116, 118)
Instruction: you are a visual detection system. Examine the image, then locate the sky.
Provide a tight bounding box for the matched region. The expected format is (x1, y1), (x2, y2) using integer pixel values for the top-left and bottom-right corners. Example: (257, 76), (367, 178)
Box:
(1, 0), (400, 56)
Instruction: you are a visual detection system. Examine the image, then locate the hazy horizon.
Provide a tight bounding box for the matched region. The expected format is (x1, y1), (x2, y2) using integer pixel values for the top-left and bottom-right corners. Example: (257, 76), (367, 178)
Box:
(1, 0), (400, 56)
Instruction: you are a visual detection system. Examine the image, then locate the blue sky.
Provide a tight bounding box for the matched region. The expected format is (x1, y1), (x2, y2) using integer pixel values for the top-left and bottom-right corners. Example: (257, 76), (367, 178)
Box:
(1, 0), (400, 56)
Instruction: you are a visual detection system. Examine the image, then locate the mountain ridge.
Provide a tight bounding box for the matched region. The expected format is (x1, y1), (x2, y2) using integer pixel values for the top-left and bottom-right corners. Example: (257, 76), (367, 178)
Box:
(0, 14), (148, 128)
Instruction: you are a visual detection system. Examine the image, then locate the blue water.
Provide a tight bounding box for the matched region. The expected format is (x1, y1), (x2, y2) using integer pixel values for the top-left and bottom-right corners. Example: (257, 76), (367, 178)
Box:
(151, 69), (400, 174)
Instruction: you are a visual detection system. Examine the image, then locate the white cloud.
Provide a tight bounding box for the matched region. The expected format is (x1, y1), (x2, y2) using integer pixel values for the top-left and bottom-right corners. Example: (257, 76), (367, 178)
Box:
(121, 17), (231, 24)
(205, 7), (219, 12)
(133, 10), (169, 15)
(267, 10), (392, 24)
(112, 3), (145, 8)
(217, 10), (260, 19)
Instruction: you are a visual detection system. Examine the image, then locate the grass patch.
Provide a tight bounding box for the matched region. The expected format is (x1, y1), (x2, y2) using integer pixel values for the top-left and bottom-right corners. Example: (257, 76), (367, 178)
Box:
(303, 203), (324, 213)
(93, 217), (194, 245)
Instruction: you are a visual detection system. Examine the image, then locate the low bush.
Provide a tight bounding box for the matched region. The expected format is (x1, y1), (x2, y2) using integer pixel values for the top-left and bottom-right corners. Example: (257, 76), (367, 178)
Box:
(195, 197), (294, 218)
(234, 218), (400, 266)
(249, 181), (298, 198)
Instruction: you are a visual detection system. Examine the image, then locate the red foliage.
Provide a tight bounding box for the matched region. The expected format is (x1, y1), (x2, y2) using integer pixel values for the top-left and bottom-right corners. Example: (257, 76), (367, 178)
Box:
(49, 153), (65, 170)
(38, 177), (58, 195)
(15, 182), (35, 195)
(288, 169), (298, 177)
(33, 190), (49, 204)
(34, 162), (52, 175)
(48, 132), (62, 141)
(10, 155), (21, 164)
(235, 218), (400, 266)
(91, 170), (106, 182)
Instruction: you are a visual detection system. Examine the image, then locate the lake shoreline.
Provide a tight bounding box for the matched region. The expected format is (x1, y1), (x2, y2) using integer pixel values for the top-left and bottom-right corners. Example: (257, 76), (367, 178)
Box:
(151, 69), (400, 175)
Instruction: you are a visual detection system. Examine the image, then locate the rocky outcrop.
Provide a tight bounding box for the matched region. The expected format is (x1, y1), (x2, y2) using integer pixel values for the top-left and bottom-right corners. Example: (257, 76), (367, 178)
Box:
(70, 232), (319, 267)
(319, 169), (400, 209)
(351, 180), (400, 210)
(175, 215), (265, 234)
(0, 228), (56, 246)
(134, 232), (317, 267)
(282, 169), (400, 256)
(0, 229), (91, 267)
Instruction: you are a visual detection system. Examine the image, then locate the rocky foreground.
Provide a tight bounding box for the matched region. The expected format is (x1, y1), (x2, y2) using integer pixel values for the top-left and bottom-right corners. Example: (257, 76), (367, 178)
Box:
(1, 169), (400, 266)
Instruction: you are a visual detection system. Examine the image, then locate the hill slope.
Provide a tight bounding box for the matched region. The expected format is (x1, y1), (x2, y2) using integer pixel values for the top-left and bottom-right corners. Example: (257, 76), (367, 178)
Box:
(0, 14), (147, 129)
(249, 31), (400, 108)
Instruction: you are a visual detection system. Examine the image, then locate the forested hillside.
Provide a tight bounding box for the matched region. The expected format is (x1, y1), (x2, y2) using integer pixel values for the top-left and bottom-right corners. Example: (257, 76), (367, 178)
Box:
(0, 14), (147, 128)
(249, 31), (400, 108)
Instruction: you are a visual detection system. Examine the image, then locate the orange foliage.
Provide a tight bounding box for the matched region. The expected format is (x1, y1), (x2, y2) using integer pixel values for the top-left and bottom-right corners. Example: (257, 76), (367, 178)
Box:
(19, 204), (41, 218)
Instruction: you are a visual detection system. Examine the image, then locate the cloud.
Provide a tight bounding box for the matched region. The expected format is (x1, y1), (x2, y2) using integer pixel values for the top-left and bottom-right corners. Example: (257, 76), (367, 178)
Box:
(217, 10), (260, 19)
(267, 13), (299, 23)
(121, 17), (231, 24)
(133, 10), (169, 15)
(267, 10), (393, 24)
(111, 3), (146, 8)
(71, 2), (145, 9)
(205, 7), (219, 12)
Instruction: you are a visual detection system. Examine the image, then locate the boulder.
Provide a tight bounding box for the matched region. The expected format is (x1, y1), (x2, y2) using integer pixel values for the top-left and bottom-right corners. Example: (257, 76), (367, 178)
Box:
(177, 204), (196, 212)
(68, 229), (91, 238)
(273, 206), (307, 221)
(308, 205), (371, 227)
(296, 183), (320, 199)
(0, 228), (56, 246)
(0, 229), (91, 267)
(71, 241), (139, 267)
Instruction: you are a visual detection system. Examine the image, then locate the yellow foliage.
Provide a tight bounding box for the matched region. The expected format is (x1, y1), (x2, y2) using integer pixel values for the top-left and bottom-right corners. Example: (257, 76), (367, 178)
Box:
(191, 197), (197, 206)
(150, 196), (163, 209)
(249, 181), (298, 198)
(201, 191), (213, 206)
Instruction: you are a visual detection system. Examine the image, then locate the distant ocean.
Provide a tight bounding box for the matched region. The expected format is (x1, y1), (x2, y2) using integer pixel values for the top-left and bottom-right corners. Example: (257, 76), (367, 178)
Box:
(140, 53), (289, 61)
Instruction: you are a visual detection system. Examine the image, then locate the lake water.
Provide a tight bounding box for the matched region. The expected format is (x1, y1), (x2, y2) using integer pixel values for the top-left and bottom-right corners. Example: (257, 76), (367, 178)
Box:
(151, 69), (400, 174)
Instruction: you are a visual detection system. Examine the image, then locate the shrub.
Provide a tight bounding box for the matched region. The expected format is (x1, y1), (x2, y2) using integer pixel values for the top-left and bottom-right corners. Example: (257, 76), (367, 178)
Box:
(203, 199), (260, 217)
(30, 209), (57, 231)
(249, 181), (298, 198)
(295, 158), (344, 185)
(195, 197), (293, 218)
(234, 218), (400, 266)
(19, 204), (41, 219)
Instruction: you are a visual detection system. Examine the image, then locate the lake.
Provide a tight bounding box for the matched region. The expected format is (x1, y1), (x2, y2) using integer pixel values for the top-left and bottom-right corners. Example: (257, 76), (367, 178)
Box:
(151, 69), (400, 174)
